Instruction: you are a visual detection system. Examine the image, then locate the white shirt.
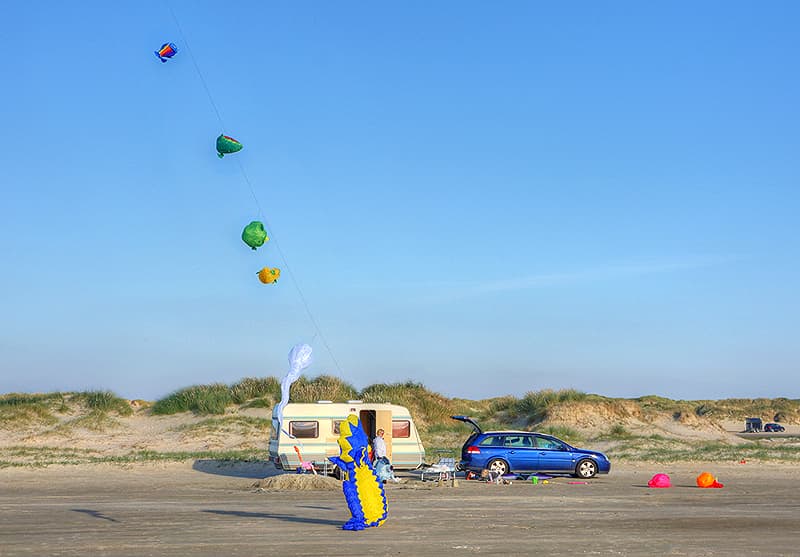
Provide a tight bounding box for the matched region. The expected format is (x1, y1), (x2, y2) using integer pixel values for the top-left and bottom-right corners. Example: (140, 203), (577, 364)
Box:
(373, 435), (387, 459)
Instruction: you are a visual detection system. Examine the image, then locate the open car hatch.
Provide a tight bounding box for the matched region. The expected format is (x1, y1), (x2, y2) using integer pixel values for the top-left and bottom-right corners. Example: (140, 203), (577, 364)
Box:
(450, 415), (482, 434)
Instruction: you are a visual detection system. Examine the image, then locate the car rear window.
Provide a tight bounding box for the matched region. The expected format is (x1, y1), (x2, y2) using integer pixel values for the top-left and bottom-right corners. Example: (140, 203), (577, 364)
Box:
(478, 435), (505, 446)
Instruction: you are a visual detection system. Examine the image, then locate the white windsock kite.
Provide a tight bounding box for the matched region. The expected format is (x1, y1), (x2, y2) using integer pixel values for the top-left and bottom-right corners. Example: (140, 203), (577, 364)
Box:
(274, 343), (313, 436)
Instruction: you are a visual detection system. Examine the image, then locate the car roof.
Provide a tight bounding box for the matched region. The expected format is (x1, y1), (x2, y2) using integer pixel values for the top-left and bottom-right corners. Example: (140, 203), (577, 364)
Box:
(481, 430), (545, 435)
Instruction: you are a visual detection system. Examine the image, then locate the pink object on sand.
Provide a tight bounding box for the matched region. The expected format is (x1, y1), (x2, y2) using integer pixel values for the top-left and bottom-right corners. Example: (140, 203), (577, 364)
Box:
(648, 473), (672, 488)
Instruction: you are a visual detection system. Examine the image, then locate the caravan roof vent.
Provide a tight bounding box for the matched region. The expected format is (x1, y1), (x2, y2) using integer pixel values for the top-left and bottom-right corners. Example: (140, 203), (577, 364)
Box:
(316, 400), (333, 404)
(347, 400), (363, 404)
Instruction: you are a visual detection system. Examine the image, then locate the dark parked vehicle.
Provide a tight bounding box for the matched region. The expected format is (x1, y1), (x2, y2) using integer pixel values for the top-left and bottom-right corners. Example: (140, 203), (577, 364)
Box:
(745, 418), (763, 432)
(451, 415), (611, 479)
(764, 423), (785, 432)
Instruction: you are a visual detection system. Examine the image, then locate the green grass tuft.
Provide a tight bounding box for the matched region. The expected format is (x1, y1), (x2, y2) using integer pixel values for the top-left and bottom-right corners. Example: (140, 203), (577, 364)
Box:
(516, 389), (589, 424)
(360, 381), (454, 430)
(0, 393), (66, 408)
(289, 375), (358, 403)
(230, 377), (280, 404)
(0, 403), (59, 428)
(75, 391), (132, 416)
(152, 383), (233, 415)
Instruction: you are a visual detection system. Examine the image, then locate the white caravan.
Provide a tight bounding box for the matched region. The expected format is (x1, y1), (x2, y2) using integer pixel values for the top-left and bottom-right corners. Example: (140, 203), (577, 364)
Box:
(269, 401), (425, 471)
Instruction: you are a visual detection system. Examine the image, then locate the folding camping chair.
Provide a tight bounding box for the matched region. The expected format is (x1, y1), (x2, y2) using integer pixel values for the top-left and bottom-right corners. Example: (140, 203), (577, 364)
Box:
(420, 451), (456, 482)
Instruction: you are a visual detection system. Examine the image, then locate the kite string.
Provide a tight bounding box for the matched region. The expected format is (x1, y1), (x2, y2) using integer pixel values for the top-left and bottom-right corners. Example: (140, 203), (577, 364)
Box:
(166, 2), (227, 133)
(235, 159), (345, 376)
(165, 1), (344, 378)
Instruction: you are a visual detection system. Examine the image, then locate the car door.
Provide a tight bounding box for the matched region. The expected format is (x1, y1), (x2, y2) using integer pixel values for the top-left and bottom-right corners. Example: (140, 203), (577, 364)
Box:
(503, 434), (538, 472)
(533, 435), (575, 472)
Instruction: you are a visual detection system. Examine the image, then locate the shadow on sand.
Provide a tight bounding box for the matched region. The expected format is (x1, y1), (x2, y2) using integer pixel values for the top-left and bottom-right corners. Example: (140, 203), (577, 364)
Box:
(202, 509), (342, 526)
(71, 508), (120, 523)
(192, 459), (284, 479)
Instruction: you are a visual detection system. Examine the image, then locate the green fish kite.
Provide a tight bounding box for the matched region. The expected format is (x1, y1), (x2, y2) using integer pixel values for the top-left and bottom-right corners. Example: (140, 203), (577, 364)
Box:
(216, 134), (243, 158)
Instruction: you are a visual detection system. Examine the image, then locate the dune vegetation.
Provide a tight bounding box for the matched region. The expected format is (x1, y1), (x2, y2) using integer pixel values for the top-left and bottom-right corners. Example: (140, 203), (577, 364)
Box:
(1, 381), (800, 467)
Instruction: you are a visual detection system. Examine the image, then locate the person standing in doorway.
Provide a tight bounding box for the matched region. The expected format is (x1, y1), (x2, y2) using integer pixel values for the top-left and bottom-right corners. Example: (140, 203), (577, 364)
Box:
(372, 429), (400, 483)
(373, 429), (388, 460)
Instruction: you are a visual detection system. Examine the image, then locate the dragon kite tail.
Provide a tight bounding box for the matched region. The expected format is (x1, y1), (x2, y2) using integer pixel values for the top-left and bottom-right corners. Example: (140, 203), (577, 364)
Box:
(332, 416), (388, 531)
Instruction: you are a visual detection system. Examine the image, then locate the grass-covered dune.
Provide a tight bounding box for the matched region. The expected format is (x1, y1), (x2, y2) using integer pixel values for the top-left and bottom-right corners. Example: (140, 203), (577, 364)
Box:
(2, 379), (799, 467)
(151, 376), (800, 436)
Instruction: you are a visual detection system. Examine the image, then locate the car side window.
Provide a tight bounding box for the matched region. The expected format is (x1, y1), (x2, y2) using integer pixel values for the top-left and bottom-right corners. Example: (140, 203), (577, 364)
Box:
(479, 435), (505, 446)
(504, 435), (533, 448)
(522, 435), (534, 447)
(535, 436), (563, 450)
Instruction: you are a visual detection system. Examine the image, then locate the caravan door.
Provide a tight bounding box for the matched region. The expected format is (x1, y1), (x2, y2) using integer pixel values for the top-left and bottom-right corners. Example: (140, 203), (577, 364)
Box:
(375, 410), (393, 460)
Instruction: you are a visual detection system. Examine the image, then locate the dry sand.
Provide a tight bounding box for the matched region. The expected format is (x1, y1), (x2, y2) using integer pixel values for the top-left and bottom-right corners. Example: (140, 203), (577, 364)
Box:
(2, 400), (799, 555)
(1, 460), (798, 556)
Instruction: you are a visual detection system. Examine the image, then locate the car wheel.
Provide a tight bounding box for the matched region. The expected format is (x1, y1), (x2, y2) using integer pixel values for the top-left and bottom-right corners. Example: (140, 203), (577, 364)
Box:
(487, 459), (509, 476)
(575, 458), (598, 479)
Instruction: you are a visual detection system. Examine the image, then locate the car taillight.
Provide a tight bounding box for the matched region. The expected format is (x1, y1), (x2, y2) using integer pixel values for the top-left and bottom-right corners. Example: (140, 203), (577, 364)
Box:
(466, 445), (481, 455)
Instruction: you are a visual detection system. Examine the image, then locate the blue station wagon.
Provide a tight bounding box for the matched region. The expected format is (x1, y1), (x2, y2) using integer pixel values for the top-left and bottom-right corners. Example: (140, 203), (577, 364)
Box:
(452, 415), (611, 479)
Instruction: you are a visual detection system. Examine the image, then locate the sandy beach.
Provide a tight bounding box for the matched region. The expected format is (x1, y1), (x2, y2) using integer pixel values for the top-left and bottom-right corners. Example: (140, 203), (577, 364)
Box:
(1, 460), (798, 556)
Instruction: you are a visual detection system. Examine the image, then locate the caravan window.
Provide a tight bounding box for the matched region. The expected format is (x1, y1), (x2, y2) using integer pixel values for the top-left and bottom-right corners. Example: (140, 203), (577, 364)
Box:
(289, 421), (318, 439)
(392, 420), (411, 438)
(332, 420), (343, 435)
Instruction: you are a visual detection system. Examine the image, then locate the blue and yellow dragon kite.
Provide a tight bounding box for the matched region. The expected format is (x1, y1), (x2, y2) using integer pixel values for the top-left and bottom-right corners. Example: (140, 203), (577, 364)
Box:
(329, 414), (388, 530)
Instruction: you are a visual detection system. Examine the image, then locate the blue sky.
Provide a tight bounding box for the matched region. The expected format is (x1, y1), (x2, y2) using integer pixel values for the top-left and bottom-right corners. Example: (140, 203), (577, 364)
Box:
(1, 1), (798, 401)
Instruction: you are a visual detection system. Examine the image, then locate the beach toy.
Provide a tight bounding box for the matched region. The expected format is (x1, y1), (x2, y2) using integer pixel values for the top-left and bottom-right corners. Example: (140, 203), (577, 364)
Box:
(648, 473), (671, 488)
(696, 472), (724, 488)
(531, 476), (539, 485)
(293, 445), (316, 475)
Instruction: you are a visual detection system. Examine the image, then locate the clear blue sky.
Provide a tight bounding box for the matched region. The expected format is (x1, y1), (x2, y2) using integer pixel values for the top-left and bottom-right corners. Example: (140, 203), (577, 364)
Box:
(2, 1), (798, 401)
